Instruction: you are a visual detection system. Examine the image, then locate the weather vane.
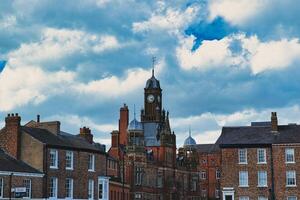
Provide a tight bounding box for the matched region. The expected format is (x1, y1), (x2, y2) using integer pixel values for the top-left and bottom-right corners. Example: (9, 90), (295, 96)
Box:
(152, 56), (156, 76)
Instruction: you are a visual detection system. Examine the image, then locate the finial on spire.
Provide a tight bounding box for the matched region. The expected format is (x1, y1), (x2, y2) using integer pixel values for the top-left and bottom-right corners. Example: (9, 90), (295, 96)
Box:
(133, 104), (136, 119)
(189, 125), (191, 137)
(152, 56), (156, 77)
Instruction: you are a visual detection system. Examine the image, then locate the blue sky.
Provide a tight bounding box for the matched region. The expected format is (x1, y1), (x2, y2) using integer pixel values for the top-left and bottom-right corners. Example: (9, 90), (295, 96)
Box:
(1, 0), (300, 146)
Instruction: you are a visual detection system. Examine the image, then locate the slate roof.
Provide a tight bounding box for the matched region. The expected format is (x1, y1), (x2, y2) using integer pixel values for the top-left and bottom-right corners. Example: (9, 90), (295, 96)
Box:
(22, 126), (106, 153)
(0, 148), (43, 174)
(217, 124), (300, 147)
(195, 144), (220, 153)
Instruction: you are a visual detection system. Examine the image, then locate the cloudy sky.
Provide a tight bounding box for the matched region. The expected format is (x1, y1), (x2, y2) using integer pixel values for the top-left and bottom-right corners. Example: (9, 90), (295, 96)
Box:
(1, 0), (300, 147)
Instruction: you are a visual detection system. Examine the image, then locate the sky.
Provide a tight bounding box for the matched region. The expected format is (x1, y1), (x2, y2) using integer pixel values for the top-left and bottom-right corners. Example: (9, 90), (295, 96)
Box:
(1, 0), (300, 147)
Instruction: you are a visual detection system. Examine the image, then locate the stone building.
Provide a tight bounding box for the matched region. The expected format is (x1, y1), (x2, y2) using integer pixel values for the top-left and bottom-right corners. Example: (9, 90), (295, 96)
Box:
(218, 112), (300, 200)
(0, 113), (109, 199)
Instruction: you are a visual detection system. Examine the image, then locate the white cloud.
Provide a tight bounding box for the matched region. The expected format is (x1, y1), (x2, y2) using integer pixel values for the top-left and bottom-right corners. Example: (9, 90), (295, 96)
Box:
(172, 105), (300, 146)
(0, 15), (17, 28)
(8, 28), (120, 68)
(74, 59), (165, 97)
(132, 5), (199, 34)
(208, 0), (268, 26)
(176, 33), (300, 74)
(0, 65), (75, 111)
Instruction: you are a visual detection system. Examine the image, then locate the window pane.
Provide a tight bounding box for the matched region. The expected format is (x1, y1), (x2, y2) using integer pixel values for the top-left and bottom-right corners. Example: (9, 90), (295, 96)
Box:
(239, 171), (248, 186)
(258, 149), (266, 163)
(239, 196), (249, 200)
(88, 179), (94, 199)
(258, 171), (267, 186)
(287, 197), (297, 200)
(23, 179), (31, 198)
(239, 149), (247, 163)
(286, 148), (295, 163)
(286, 171), (296, 186)
(0, 178), (3, 198)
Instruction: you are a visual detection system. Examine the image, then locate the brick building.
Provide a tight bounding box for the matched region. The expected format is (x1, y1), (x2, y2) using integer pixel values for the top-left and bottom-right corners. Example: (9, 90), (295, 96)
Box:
(218, 112), (300, 200)
(108, 70), (221, 200)
(0, 113), (110, 199)
(0, 148), (44, 199)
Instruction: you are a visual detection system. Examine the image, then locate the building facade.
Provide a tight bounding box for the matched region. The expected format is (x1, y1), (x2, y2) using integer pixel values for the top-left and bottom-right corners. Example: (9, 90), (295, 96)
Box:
(218, 112), (300, 200)
(0, 113), (110, 199)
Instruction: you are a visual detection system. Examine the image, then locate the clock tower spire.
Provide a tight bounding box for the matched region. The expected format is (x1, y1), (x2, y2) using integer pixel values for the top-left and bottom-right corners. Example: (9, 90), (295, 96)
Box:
(141, 60), (162, 122)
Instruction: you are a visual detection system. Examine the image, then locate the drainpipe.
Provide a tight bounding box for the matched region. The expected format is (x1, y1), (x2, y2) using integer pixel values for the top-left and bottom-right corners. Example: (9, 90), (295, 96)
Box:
(9, 173), (13, 200)
(270, 146), (275, 200)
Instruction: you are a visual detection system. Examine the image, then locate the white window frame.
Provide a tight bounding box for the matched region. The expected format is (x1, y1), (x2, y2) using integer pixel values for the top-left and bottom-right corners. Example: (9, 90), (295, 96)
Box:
(201, 171), (207, 179)
(239, 196), (249, 200)
(257, 148), (267, 164)
(65, 178), (73, 199)
(285, 148), (295, 163)
(88, 179), (94, 200)
(49, 177), (58, 198)
(258, 171), (267, 187)
(0, 178), (3, 198)
(88, 154), (95, 172)
(286, 170), (297, 187)
(216, 170), (221, 179)
(287, 197), (297, 200)
(239, 171), (249, 187)
(238, 149), (247, 164)
(50, 149), (58, 169)
(65, 151), (74, 170)
(258, 196), (268, 200)
(23, 179), (31, 198)
(98, 177), (109, 200)
(215, 189), (220, 198)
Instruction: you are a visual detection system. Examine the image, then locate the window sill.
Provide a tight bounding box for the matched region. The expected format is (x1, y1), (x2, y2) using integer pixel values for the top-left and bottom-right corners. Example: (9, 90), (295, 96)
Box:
(49, 166), (58, 169)
(257, 162), (267, 164)
(257, 185), (268, 188)
(286, 185), (297, 187)
(285, 162), (296, 164)
(88, 169), (95, 172)
(238, 162), (248, 165)
(239, 185), (249, 188)
(66, 167), (73, 170)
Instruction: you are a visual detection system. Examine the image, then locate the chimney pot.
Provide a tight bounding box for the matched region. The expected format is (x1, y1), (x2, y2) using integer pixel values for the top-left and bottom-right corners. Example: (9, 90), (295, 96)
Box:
(37, 114), (40, 123)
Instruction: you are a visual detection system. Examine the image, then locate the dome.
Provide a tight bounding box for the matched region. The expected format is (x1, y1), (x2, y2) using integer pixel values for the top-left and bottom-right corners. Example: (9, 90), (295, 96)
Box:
(128, 118), (143, 131)
(145, 69), (160, 89)
(183, 136), (197, 147)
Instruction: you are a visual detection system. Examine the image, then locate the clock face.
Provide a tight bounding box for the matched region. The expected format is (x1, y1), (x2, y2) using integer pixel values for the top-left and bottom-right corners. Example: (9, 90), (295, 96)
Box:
(147, 94), (155, 103)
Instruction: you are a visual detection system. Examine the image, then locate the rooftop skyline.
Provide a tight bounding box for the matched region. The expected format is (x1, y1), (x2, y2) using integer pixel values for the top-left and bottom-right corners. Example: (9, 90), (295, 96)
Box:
(1, 0), (300, 147)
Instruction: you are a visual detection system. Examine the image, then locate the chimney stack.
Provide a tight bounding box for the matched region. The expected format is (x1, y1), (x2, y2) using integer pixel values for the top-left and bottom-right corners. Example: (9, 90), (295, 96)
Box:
(271, 112), (278, 132)
(79, 127), (93, 144)
(119, 104), (129, 145)
(1, 113), (22, 159)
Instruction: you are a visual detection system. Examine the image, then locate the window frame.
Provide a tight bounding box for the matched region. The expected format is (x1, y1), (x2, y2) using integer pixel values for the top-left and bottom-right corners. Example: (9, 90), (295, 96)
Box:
(88, 154), (95, 172)
(98, 177), (109, 200)
(238, 149), (247, 164)
(201, 171), (207, 180)
(285, 148), (295, 164)
(287, 197), (297, 200)
(23, 179), (31, 198)
(257, 148), (267, 164)
(258, 196), (268, 200)
(215, 189), (220, 198)
(65, 151), (74, 170)
(49, 177), (58, 198)
(88, 179), (94, 200)
(258, 171), (267, 187)
(65, 178), (73, 199)
(286, 170), (297, 187)
(50, 149), (58, 169)
(0, 178), (3, 198)
(216, 169), (221, 179)
(239, 171), (249, 187)
(239, 196), (249, 200)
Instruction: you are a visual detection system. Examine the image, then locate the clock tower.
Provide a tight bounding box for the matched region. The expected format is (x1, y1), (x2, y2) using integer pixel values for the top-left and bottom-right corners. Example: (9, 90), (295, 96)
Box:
(141, 69), (162, 122)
